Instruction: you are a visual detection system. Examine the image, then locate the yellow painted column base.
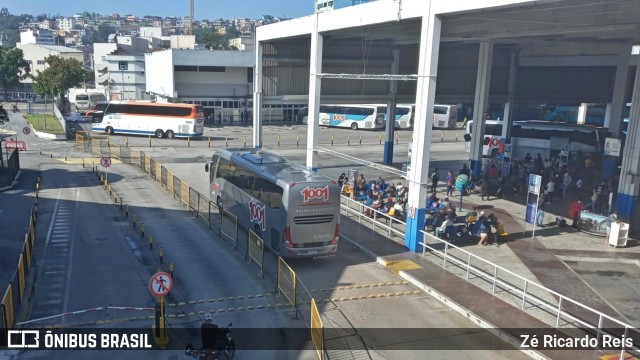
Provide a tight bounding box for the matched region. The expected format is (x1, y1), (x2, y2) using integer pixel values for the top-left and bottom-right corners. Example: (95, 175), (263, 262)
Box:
(152, 325), (170, 349)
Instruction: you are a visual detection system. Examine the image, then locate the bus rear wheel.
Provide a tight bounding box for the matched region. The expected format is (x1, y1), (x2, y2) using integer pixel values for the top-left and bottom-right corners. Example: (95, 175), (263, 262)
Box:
(154, 129), (164, 139)
(165, 130), (175, 139)
(351, 123), (358, 130)
(105, 127), (114, 135)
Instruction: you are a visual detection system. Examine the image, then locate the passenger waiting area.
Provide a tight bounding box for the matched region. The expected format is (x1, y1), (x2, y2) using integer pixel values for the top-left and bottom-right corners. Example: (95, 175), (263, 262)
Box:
(338, 171), (508, 247)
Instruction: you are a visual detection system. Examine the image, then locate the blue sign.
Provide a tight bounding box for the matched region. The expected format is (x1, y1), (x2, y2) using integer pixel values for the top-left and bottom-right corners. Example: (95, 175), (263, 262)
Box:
(525, 200), (538, 225)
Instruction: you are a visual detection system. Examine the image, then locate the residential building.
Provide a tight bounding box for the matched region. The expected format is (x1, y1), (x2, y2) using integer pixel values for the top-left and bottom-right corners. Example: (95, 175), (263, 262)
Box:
(17, 44), (83, 85)
(40, 19), (54, 30)
(56, 17), (77, 31)
(229, 35), (254, 52)
(19, 29), (56, 46)
(93, 35), (151, 100)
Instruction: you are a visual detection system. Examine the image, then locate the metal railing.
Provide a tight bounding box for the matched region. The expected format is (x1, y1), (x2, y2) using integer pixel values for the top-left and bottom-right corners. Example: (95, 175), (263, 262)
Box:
(339, 194), (406, 239)
(340, 191), (637, 357)
(417, 233), (639, 355)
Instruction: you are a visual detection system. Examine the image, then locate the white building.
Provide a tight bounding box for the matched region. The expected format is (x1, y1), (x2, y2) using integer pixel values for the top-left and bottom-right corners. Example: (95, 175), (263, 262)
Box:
(17, 44), (83, 84)
(56, 18), (77, 31)
(145, 49), (253, 121)
(101, 53), (147, 101)
(229, 35), (254, 52)
(93, 36), (151, 100)
(170, 35), (196, 50)
(19, 29), (55, 45)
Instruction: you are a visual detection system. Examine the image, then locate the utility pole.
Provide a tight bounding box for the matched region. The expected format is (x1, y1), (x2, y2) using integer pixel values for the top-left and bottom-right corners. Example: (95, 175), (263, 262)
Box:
(188, 0), (194, 35)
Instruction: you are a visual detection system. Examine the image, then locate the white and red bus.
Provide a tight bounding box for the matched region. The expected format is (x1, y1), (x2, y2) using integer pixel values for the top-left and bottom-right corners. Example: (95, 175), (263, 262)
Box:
(92, 101), (204, 138)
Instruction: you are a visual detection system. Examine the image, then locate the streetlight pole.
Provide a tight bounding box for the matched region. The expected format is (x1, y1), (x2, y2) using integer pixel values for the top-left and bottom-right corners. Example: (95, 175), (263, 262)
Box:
(121, 68), (125, 100)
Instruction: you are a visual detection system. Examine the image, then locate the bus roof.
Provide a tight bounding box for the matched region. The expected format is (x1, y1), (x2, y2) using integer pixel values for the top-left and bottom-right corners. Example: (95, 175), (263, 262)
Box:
(107, 100), (195, 108)
(515, 120), (608, 132)
(216, 148), (332, 184)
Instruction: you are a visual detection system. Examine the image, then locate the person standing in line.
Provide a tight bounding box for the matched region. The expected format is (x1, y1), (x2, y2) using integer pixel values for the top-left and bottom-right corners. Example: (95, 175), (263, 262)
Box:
(430, 168), (439, 193)
(546, 178), (555, 204)
(446, 170), (454, 197)
(562, 172), (572, 199)
(590, 188), (599, 213)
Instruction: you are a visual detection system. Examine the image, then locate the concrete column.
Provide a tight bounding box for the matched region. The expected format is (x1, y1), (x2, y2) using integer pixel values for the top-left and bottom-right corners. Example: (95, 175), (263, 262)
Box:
(405, 13), (441, 253)
(609, 45), (632, 138)
(616, 54), (640, 225)
(384, 48), (399, 165)
(502, 49), (519, 140)
(252, 43), (263, 148)
(469, 41), (494, 177)
(306, 16), (322, 172)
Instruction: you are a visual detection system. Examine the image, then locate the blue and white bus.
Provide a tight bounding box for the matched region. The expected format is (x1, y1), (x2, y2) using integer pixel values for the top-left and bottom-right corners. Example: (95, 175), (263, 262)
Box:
(303, 104), (385, 130)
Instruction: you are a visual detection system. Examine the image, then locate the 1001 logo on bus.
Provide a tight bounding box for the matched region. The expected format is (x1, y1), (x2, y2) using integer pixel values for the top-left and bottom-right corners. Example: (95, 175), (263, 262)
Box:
(301, 186), (329, 202)
(249, 199), (266, 231)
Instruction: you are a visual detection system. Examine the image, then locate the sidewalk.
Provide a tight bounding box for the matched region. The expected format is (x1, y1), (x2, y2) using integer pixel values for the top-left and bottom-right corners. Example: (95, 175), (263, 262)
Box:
(339, 186), (640, 360)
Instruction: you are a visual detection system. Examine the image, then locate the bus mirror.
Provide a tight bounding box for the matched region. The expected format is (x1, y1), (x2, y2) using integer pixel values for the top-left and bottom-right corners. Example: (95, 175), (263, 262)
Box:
(204, 163), (209, 172)
(463, 134), (472, 142)
(482, 137), (491, 145)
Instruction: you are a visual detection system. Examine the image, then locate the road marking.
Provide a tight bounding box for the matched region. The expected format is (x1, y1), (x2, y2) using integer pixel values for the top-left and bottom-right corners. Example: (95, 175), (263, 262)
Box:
(163, 281), (411, 307)
(38, 289), (423, 329)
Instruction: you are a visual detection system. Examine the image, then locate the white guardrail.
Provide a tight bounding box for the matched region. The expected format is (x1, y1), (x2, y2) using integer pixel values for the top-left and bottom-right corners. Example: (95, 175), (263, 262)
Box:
(339, 194), (639, 356)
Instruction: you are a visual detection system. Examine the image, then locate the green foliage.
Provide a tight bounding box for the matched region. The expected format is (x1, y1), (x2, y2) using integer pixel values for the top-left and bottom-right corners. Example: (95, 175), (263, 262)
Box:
(96, 24), (115, 43)
(0, 104), (8, 125)
(26, 114), (65, 134)
(196, 28), (240, 51)
(32, 55), (84, 109)
(0, 8), (32, 47)
(0, 46), (31, 100)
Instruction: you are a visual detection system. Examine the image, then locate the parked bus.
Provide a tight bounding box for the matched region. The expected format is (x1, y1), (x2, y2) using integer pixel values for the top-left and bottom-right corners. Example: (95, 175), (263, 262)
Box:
(302, 104), (385, 129)
(75, 92), (106, 112)
(432, 104), (458, 129)
(205, 148), (340, 257)
(386, 104), (413, 129)
(465, 120), (608, 159)
(91, 101), (204, 138)
(542, 103), (607, 126)
(405, 104), (457, 129)
(464, 120), (504, 157)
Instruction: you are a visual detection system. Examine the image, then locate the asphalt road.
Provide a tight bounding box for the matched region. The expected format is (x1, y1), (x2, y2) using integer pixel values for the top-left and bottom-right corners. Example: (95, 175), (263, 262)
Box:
(1, 119), (528, 360)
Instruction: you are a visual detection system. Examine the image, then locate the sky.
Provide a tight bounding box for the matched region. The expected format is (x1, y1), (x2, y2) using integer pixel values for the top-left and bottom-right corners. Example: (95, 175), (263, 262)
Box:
(1, 0), (313, 20)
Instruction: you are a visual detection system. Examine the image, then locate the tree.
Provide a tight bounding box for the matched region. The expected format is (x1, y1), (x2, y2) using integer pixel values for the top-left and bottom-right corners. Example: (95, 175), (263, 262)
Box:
(96, 24), (115, 43)
(0, 104), (8, 125)
(0, 46), (30, 101)
(198, 28), (239, 51)
(32, 55), (84, 111)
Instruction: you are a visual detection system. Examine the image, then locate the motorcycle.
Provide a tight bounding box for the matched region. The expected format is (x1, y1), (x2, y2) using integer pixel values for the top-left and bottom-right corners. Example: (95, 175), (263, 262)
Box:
(185, 323), (236, 360)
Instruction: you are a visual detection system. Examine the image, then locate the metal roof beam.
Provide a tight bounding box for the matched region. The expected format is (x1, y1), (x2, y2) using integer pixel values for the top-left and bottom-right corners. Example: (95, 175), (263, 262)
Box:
(316, 73), (418, 80)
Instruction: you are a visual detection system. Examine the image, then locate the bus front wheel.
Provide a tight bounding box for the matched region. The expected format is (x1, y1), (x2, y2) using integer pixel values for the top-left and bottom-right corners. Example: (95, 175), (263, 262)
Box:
(165, 130), (175, 139)
(351, 123), (358, 130)
(154, 129), (164, 139)
(105, 127), (114, 135)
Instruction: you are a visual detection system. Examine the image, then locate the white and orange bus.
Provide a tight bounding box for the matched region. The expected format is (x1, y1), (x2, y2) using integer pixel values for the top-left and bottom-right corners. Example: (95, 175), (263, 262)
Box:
(91, 101), (204, 138)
